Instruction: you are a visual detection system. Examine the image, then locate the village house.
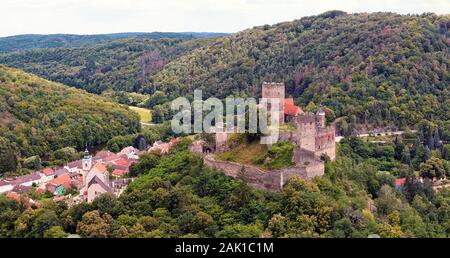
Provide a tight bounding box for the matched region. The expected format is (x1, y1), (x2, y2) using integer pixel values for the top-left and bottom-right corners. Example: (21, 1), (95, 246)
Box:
(45, 173), (83, 195)
(119, 146), (140, 159)
(40, 167), (56, 183)
(10, 172), (43, 187)
(93, 150), (120, 163)
(1, 145), (139, 203)
(149, 138), (180, 154)
(112, 169), (126, 178)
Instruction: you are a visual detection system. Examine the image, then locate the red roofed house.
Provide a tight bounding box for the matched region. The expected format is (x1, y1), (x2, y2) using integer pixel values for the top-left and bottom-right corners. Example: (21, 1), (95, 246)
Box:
(94, 150), (119, 163)
(46, 174), (72, 195)
(46, 173), (83, 195)
(114, 158), (131, 167)
(112, 169), (126, 178)
(395, 178), (406, 190)
(40, 167), (56, 183)
(284, 98), (303, 122)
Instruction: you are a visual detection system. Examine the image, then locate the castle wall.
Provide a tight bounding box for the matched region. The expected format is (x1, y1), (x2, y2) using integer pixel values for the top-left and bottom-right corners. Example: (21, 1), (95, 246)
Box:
(315, 127), (336, 161)
(203, 155), (319, 192)
(215, 131), (228, 152)
(279, 131), (294, 142)
(293, 147), (315, 165)
(305, 161), (325, 179)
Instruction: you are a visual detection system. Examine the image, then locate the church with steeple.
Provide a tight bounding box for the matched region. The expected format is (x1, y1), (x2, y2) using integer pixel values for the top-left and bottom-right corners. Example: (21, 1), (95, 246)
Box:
(80, 149), (112, 203)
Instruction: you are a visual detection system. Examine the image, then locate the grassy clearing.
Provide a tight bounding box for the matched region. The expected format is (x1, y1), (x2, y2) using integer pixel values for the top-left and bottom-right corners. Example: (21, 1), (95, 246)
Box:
(216, 142), (268, 166)
(129, 106), (152, 123)
(216, 141), (294, 170)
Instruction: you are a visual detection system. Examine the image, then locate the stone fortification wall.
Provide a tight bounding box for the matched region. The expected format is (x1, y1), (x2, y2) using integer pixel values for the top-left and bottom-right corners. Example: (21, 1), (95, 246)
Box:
(203, 155), (322, 192)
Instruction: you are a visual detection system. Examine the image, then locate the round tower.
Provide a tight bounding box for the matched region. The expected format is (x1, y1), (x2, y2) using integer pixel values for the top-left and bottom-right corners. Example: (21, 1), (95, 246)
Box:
(316, 106), (326, 128)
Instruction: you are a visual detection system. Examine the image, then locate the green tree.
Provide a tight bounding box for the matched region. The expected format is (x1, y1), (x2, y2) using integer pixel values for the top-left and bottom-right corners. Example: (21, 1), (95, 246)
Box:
(189, 211), (214, 235)
(0, 137), (17, 174)
(419, 157), (449, 180)
(44, 226), (69, 238)
(23, 155), (42, 170)
(76, 210), (111, 238)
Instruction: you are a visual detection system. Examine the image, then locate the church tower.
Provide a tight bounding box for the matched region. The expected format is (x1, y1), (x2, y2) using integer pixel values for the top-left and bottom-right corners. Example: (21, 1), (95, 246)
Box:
(82, 148), (92, 171)
(82, 148), (92, 186)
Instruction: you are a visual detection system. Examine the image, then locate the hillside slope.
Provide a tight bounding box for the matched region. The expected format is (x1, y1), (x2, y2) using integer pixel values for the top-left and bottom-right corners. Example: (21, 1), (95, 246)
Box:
(0, 32), (227, 53)
(0, 65), (140, 162)
(150, 11), (449, 129)
(0, 37), (216, 94)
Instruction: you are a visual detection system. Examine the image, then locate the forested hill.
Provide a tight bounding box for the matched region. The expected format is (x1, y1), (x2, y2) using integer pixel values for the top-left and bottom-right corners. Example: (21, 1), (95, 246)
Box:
(0, 32), (227, 53)
(0, 37), (216, 94)
(0, 65), (140, 173)
(150, 11), (449, 130)
(0, 11), (448, 131)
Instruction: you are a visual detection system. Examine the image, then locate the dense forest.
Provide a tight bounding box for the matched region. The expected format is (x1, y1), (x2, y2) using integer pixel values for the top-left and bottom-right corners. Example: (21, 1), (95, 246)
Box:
(149, 11), (449, 131)
(0, 10), (448, 239)
(0, 136), (448, 238)
(0, 32), (227, 53)
(2, 12), (447, 133)
(0, 37), (216, 94)
(0, 65), (140, 175)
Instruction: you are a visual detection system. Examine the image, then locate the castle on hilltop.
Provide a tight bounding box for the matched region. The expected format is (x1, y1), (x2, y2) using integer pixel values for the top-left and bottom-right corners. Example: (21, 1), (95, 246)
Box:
(261, 81), (335, 160)
(191, 82), (336, 191)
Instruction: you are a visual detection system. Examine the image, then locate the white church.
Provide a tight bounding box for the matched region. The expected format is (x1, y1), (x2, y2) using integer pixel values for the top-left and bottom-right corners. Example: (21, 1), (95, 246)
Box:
(80, 149), (112, 203)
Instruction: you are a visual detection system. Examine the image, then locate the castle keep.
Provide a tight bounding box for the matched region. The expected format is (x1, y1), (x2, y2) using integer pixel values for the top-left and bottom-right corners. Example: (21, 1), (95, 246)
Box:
(191, 82), (336, 191)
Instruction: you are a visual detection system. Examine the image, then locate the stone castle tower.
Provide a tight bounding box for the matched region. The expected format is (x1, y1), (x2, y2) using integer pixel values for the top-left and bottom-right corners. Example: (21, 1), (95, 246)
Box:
(293, 108), (336, 162)
(262, 82), (285, 125)
(215, 121), (229, 153)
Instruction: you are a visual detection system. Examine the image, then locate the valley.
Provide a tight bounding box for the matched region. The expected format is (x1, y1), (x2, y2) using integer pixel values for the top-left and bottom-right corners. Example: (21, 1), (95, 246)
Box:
(0, 9), (448, 239)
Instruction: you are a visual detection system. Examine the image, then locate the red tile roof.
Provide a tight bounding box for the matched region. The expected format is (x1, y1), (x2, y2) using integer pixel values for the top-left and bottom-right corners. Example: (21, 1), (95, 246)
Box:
(395, 178), (406, 187)
(112, 169), (126, 177)
(92, 162), (108, 173)
(50, 174), (72, 189)
(94, 151), (116, 161)
(284, 99), (303, 117)
(112, 164), (129, 171)
(6, 192), (21, 202)
(114, 158), (130, 167)
(285, 98), (295, 106)
(42, 167), (55, 176)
